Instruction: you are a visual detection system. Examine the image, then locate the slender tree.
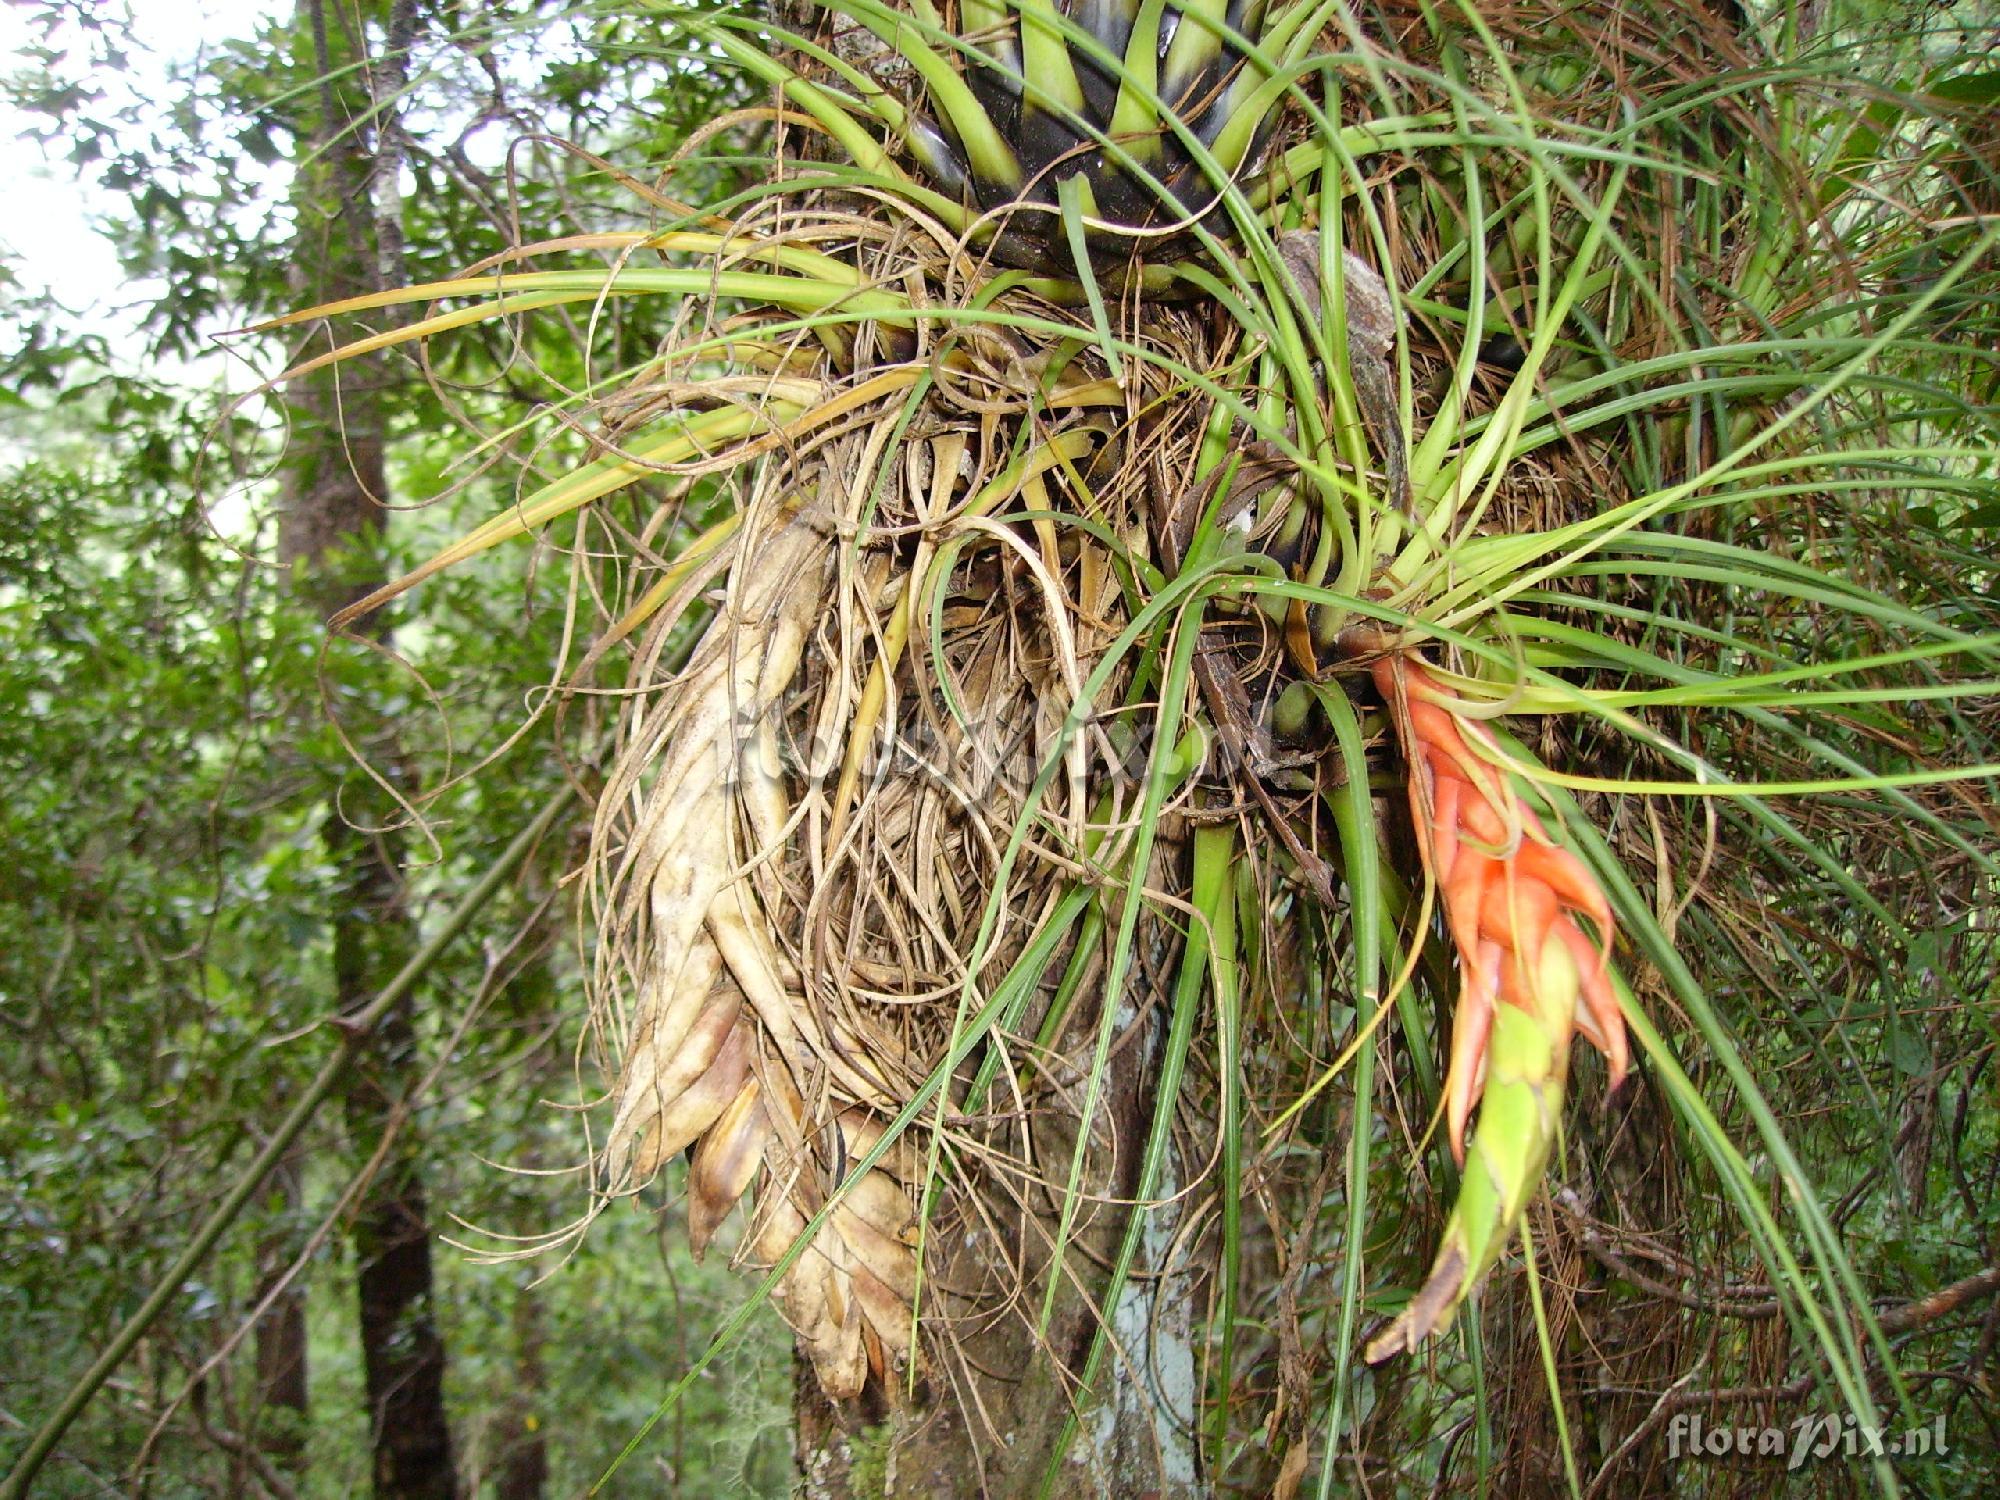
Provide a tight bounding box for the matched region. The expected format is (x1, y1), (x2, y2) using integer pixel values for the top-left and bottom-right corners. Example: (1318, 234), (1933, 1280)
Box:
(277, 2), (455, 1494)
(250, 1151), (311, 1478)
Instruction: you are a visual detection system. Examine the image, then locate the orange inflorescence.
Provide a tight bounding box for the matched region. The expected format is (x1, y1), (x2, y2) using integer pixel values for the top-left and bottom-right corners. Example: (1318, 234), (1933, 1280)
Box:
(1373, 652), (1630, 1162)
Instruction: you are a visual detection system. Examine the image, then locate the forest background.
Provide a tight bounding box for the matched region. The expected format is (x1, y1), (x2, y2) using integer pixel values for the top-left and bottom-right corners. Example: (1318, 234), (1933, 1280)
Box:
(3, 3), (793, 1493)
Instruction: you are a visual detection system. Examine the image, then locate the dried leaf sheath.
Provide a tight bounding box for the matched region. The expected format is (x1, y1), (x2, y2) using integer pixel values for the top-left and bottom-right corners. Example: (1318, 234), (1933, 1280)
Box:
(590, 501), (928, 1395)
(597, 514), (825, 1194)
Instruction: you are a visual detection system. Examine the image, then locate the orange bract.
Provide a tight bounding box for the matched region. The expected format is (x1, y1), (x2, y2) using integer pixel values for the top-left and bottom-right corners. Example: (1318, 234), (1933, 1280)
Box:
(1372, 653), (1631, 1162)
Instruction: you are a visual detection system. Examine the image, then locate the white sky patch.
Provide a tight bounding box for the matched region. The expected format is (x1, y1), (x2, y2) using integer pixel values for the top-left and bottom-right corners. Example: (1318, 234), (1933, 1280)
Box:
(2, 0), (273, 338)
(3, 1), (608, 387)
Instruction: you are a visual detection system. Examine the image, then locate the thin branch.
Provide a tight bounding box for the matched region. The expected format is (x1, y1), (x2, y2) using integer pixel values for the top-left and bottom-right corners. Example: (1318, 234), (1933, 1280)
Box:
(1879, 1263), (2000, 1336)
(1557, 1188), (1781, 1319)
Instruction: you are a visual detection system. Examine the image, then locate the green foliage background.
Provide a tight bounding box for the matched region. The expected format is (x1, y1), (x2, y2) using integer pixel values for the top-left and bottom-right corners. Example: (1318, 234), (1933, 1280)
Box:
(0, 4), (795, 1492)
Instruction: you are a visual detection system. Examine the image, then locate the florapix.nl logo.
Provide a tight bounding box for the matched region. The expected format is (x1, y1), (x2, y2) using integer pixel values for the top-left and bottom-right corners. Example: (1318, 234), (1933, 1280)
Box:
(1668, 1411), (1949, 1472)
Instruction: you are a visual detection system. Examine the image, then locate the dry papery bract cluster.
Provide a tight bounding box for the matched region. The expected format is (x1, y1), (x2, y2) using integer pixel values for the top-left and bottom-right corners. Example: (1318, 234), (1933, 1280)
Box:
(571, 185), (1248, 1401)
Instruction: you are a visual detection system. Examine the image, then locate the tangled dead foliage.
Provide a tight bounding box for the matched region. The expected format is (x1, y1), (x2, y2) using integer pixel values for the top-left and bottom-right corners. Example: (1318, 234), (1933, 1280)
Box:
(569, 178), (1268, 1401)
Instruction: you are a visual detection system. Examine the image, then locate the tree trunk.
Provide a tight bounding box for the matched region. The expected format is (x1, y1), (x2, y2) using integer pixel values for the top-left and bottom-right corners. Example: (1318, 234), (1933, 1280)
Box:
(280, 3), (455, 1496)
(494, 1281), (549, 1500)
(252, 1146), (310, 1476)
(750, 3), (1209, 1480)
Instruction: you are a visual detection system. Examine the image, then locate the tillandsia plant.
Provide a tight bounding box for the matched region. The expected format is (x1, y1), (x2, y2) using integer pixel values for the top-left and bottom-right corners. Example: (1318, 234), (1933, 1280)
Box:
(250, 0), (2000, 1492)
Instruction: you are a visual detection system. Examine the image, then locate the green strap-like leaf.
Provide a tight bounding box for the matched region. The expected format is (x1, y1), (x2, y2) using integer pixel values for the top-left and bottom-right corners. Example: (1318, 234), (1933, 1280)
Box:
(1018, 0), (1087, 117)
(1108, 0), (1168, 153)
(823, 0), (1026, 189)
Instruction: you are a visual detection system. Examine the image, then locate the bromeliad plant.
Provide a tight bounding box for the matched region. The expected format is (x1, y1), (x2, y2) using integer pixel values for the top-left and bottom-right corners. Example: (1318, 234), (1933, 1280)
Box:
(255, 0), (2000, 1490)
